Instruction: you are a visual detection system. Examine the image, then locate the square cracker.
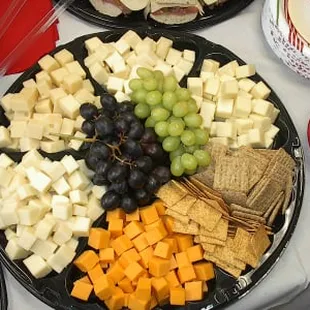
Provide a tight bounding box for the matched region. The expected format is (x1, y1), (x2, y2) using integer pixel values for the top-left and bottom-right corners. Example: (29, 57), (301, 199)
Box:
(168, 195), (196, 215)
(173, 220), (199, 235)
(216, 261), (242, 278)
(232, 211), (266, 225)
(267, 148), (295, 171)
(250, 225), (271, 259)
(212, 245), (246, 270)
(165, 209), (189, 224)
(214, 156), (249, 193)
(230, 204), (263, 216)
(199, 235), (226, 246)
(156, 181), (187, 207)
(189, 176), (221, 197)
(193, 164), (215, 187)
(221, 190), (248, 207)
(210, 142), (229, 163)
(267, 193), (284, 226)
(200, 218), (228, 241)
(188, 199), (222, 232)
(201, 243), (216, 253)
(265, 161), (291, 190)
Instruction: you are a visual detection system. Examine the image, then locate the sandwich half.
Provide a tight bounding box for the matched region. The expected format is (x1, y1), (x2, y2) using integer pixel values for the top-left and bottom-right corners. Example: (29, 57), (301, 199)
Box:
(148, 0), (204, 25)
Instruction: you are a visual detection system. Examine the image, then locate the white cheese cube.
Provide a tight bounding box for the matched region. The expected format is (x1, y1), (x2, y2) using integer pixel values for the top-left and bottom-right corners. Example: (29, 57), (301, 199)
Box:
(265, 137), (274, 149)
(20, 87), (39, 104)
(187, 78), (203, 97)
(210, 122), (217, 137)
(52, 177), (71, 195)
(136, 52), (158, 67)
(66, 238), (79, 251)
(200, 71), (215, 82)
(249, 114), (271, 131)
(235, 64), (256, 79)
(135, 40), (155, 55)
(238, 89), (253, 99)
(250, 81), (271, 99)
(5, 238), (29, 260)
(238, 134), (250, 147)
(0, 167), (14, 187)
(114, 39), (130, 55)
(191, 95), (203, 110)
(252, 99), (274, 117)
(1, 93), (14, 112)
(59, 94), (80, 119)
(10, 94), (35, 112)
(209, 137), (229, 146)
(248, 128), (265, 148)
(51, 195), (70, 207)
(85, 37), (103, 54)
(265, 124), (280, 140)
(153, 60), (172, 77)
(0, 204), (19, 226)
(89, 62), (109, 85)
(4, 228), (16, 240)
(229, 140), (239, 150)
(233, 96), (251, 118)
(16, 224), (27, 237)
(26, 168), (52, 193)
(53, 224), (72, 246)
(216, 122), (237, 139)
(235, 118), (254, 135)
(183, 49), (195, 63)
(107, 76), (124, 94)
(270, 108), (280, 123)
(77, 160), (95, 179)
(26, 119), (44, 140)
(218, 60), (239, 77)
(0, 126), (12, 147)
(84, 53), (100, 68)
(72, 216), (91, 237)
(18, 205), (41, 226)
(47, 244), (75, 273)
(61, 155), (79, 175)
(31, 239), (57, 259)
(10, 120), (27, 138)
(60, 118), (75, 136)
(105, 51), (125, 71)
(23, 79), (37, 88)
(50, 88), (67, 112)
(94, 45), (114, 62)
(40, 192), (52, 206)
(115, 91), (130, 103)
(54, 49), (74, 66)
(172, 66), (185, 82)
(166, 48), (182, 66)
(69, 190), (88, 205)
(50, 67), (70, 87)
(52, 204), (72, 221)
(38, 55), (60, 72)
(62, 74), (83, 94)
(156, 36), (173, 59)
(215, 98), (234, 119)
(17, 184), (37, 200)
(68, 170), (90, 191)
(74, 89), (95, 105)
(64, 61), (86, 79)
(120, 30), (142, 49)
(203, 77), (220, 96)
(82, 80), (95, 94)
(40, 141), (66, 153)
(91, 185), (107, 200)
(200, 102), (216, 129)
(219, 74), (236, 82)
(201, 59), (220, 73)
(28, 199), (50, 218)
(40, 161), (66, 182)
(126, 52), (138, 68)
(74, 116), (84, 131)
(73, 204), (88, 217)
(35, 218), (55, 240)
(238, 78), (256, 93)
(87, 194), (104, 221)
(68, 131), (86, 151)
(17, 227), (37, 251)
(220, 80), (239, 99)
(35, 99), (53, 113)
(175, 58), (193, 75)
(35, 71), (52, 86)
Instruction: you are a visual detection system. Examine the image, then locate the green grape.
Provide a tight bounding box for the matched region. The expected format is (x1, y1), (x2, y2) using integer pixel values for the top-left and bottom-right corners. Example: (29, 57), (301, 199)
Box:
(176, 88), (191, 101)
(151, 108), (170, 122)
(184, 169), (196, 176)
(134, 103), (151, 119)
(129, 79), (143, 91)
(169, 145), (185, 161)
(181, 153), (198, 170)
(143, 78), (158, 91)
(168, 120), (185, 136)
(194, 129), (209, 145)
(137, 67), (153, 79)
(184, 113), (203, 128)
(145, 116), (157, 128)
(163, 76), (178, 92)
(162, 91), (178, 111)
(146, 91), (162, 106)
(185, 144), (199, 154)
(187, 98), (199, 113)
(154, 70), (164, 81)
(131, 89), (148, 104)
(157, 79), (164, 93)
(155, 121), (169, 137)
(194, 150), (211, 166)
(173, 101), (189, 118)
(171, 156), (184, 177)
(181, 130), (196, 146)
(162, 136), (181, 152)
(152, 104), (164, 110)
(168, 115), (181, 123)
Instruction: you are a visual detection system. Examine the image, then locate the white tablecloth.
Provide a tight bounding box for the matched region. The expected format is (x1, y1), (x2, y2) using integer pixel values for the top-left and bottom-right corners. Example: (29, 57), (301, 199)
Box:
(1, 1), (310, 309)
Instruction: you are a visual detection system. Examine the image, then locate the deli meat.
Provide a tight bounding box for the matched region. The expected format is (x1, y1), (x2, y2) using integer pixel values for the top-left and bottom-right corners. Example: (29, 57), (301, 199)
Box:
(152, 6), (199, 16)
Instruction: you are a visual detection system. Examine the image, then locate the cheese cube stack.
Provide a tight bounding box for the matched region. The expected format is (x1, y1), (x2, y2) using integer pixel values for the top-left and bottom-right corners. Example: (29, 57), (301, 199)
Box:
(0, 50), (94, 153)
(194, 59), (280, 149)
(83, 31), (195, 101)
(0, 151), (106, 279)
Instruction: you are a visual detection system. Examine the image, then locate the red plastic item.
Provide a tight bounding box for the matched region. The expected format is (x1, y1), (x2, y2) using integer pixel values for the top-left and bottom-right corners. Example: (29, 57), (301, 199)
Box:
(308, 119), (310, 147)
(0, 0), (59, 75)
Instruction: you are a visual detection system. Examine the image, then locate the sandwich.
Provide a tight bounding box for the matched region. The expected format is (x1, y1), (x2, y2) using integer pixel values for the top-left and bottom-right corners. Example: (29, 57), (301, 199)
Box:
(201, 0), (229, 8)
(147, 0), (204, 25)
(89, 0), (150, 17)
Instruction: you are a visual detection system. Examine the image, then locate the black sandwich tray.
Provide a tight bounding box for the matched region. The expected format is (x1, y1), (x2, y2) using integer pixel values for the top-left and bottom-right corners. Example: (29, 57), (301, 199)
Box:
(0, 28), (305, 310)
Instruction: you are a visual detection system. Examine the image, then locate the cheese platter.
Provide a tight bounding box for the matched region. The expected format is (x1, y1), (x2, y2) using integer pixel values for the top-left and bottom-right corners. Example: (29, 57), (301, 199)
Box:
(0, 28), (305, 310)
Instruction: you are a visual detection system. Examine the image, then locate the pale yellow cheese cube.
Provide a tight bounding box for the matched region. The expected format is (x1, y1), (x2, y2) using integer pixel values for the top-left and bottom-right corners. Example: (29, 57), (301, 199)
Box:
(172, 66), (185, 82)
(89, 62), (109, 85)
(54, 49), (74, 66)
(49, 88), (67, 112)
(187, 78), (203, 97)
(270, 108), (280, 123)
(135, 40), (154, 55)
(113, 65), (130, 79)
(26, 119), (44, 140)
(85, 37), (103, 54)
(40, 140), (66, 153)
(175, 58), (193, 75)
(210, 122), (217, 137)
(200, 102), (216, 129)
(19, 138), (40, 152)
(10, 94), (35, 112)
(154, 60), (173, 76)
(35, 99), (53, 113)
(248, 128), (265, 148)
(218, 60), (239, 77)
(235, 64), (256, 79)
(183, 49), (195, 63)
(82, 80), (95, 94)
(216, 122), (237, 139)
(237, 134), (250, 147)
(238, 89), (253, 99)
(252, 99), (274, 117)
(220, 80), (239, 99)
(68, 131), (86, 151)
(156, 36), (173, 59)
(250, 81), (271, 99)
(59, 95), (81, 119)
(200, 71), (215, 82)
(249, 114), (271, 132)
(114, 39), (130, 55)
(191, 95), (203, 110)
(121, 30), (142, 49)
(74, 89), (95, 104)
(62, 74), (83, 94)
(38, 55), (60, 72)
(166, 48), (182, 66)
(136, 52), (158, 67)
(10, 121), (27, 138)
(209, 137), (229, 146)
(74, 116), (84, 131)
(233, 96), (251, 118)
(60, 118), (75, 136)
(265, 124), (280, 140)
(23, 79), (37, 89)
(238, 78), (255, 93)
(0, 126), (12, 147)
(50, 67), (70, 87)
(105, 51), (125, 71)
(126, 52), (138, 68)
(115, 91), (130, 103)
(201, 59), (220, 73)
(203, 77), (220, 96)
(235, 118), (253, 135)
(215, 98), (234, 119)
(84, 54), (100, 68)
(35, 71), (52, 86)
(37, 80), (52, 99)
(13, 111), (32, 121)
(64, 61), (86, 79)
(1, 93), (14, 112)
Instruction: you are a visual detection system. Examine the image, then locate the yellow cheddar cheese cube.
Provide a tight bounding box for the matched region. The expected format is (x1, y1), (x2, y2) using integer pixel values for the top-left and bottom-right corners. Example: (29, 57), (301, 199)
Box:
(74, 250), (99, 272)
(145, 226), (168, 246)
(123, 221), (144, 240)
(151, 277), (169, 303)
(193, 262), (215, 281)
(118, 277), (134, 293)
(128, 293), (151, 310)
(186, 245), (204, 262)
(124, 261), (145, 281)
(99, 248), (115, 264)
(71, 281), (93, 301)
(136, 278), (151, 300)
(170, 287), (185, 306)
(149, 256), (170, 277)
(132, 232), (149, 252)
(74, 275), (91, 285)
(170, 255), (178, 270)
(88, 263), (104, 284)
(139, 246), (154, 269)
(175, 234), (193, 252)
(162, 237), (178, 253)
(144, 218), (165, 232)
(105, 287), (125, 310)
(176, 252), (191, 268)
(100, 262), (108, 269)
(88, 228), (111, 250)
(94, 275), (115, 301)
(107, 261), (125, 284)
(185, 281), (203, 301)
(152, 200), (166, 216)
(125, 209), (140, 222)
(140, 205), (159, 225)
(110, 235), (133, 256)
(119, 248), (141, 269)
(108, 219), (124, 237)
(154, 241), (173, 259)
(177, 265), (196, 284)
(203, 281), (208, 292)
(124, 293), (130, 307)
(162, 216), (174, 235)
(106, 209), (125, 221)
(165, 270), (180, 288)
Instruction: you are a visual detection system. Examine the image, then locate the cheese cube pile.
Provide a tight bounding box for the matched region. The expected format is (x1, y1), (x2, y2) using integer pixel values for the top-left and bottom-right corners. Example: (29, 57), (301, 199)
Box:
(84, 30), (195, 102)
(0, 50), (96, 152)
(0, 150), (106, 278)
(188, 59), (280, 149)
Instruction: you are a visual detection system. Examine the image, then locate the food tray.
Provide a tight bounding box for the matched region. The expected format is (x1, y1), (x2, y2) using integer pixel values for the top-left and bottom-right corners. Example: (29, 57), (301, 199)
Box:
(0, 28), (305, 310)
(54, 0), (255, 31)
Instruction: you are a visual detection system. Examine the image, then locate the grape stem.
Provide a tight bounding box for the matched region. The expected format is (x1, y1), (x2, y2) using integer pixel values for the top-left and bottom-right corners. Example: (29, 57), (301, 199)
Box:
(50, 133), (97, 143)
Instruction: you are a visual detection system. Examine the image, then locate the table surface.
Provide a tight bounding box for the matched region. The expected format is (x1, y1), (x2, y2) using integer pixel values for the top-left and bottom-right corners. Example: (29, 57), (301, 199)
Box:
(1, 1), (310, 310)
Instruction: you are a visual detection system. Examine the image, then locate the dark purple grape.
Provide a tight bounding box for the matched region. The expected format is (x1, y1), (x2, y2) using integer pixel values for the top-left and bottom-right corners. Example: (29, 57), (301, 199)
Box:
(81, 120), (95, 137)
(93, 174), (108, 186)
(107, 164), (128, 183)
(90, 142), (110, 160)
(115, 118), (130, 133)
(96, 161), (112, 178)
(122, 112), (139, 124)
(80, 142), (92, 151)
(109, 181), (128, 195)
(128, 122), (144, 140)
(85, 152), (100, 170)
(95, 116), (114, 137)
(152, 166), (171, 184)
(121, 139), (143, 159)
(142, 143), (164, 161)
(134, 189), (151, 206)
(101, 191), (121, 211)
(128, 169), (147, 189)
(101, 135), (119, 145)
(80, 103), (98, 121)
(120, 195), (138, 213)
(119, 101), (134, 113)
(145, 175), (161, 193)
(100, 93), (117, 111)
(135, 156), (153, 173)
(140, 128), (157, 144)
(100, 110), (115, 119)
